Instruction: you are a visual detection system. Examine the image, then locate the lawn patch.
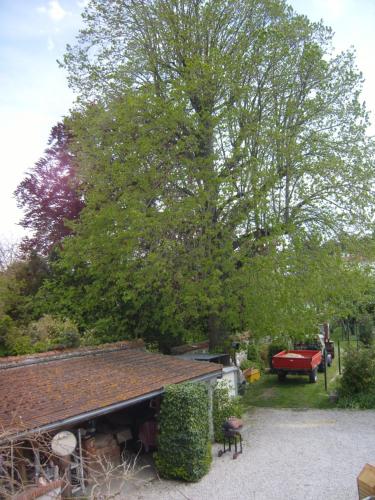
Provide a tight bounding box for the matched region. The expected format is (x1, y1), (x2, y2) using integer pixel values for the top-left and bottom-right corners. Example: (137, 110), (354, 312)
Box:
(242, 353), (340, 409)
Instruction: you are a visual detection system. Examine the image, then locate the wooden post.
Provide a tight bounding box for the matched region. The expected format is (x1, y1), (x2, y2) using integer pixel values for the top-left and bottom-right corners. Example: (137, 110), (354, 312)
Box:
(207, 380), (215, 442)
(338, 340), (341, 375)
(59, 455), (72, 499)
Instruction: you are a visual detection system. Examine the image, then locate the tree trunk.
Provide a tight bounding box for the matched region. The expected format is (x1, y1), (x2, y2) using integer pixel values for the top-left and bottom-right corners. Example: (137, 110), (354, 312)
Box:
(208, 314), (224, 351)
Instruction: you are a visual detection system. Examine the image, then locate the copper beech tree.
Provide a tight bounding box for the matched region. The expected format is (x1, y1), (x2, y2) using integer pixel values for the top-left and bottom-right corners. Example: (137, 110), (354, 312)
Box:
(15, 123), (85, 256)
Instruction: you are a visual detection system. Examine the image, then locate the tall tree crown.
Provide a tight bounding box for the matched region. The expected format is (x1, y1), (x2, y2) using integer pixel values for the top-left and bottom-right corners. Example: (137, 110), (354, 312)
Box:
(50, 0), (375, 346)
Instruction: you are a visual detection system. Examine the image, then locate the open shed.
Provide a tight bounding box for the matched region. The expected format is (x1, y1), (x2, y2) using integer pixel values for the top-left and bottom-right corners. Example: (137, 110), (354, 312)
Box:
(0, 340), (222, 498)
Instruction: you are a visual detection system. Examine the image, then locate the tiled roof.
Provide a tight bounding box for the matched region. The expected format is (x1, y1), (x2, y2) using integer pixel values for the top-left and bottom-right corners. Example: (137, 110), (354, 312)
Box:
(0, 342), (221, 435)
(0, 340), (145, 368)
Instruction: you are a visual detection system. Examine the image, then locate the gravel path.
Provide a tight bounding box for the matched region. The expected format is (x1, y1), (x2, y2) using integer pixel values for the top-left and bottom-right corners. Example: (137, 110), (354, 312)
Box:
(124, 408), (375, 500)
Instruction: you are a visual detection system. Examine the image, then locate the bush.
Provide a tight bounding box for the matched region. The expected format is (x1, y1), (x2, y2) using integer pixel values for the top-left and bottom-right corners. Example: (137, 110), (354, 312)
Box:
(155, 383), (212, 482)
(338, 347), (375, 397)
(259, 343), (270, 366)
(247, 343), (261, 361)
(240, 359), (261, 371)
(213, 381), (243, 443)
(240, 359), (253, 370)
(5, 331), (34, 356)
(27, 315), (80, 349)
(337, 390), (375, 409)
(358, 314), (374, 346)
(0, 315), (14, 346)
(0, 315), (80, 356)
(0, 315), (18, 355)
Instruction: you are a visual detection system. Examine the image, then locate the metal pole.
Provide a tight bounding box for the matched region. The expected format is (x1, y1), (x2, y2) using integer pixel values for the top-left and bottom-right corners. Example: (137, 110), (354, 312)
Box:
(338, 340), (341, 375)
(10, 440), (14, 496)
(356, 323), (359, 351)
(77, 429), (86, 494)
(324, 349), (327, 392)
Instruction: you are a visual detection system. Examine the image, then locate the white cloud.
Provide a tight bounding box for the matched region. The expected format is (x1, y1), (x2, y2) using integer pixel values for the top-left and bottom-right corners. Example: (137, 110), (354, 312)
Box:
(49, 0), (68, 21)
(323, 0), (347, 17)
(77, 0), (89, 7)
(47, 37), (55, 51)
(37, 1), (69, 22)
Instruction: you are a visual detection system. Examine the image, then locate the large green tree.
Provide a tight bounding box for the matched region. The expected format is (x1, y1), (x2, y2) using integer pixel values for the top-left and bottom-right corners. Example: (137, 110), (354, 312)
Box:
(53, 0), (375, 348)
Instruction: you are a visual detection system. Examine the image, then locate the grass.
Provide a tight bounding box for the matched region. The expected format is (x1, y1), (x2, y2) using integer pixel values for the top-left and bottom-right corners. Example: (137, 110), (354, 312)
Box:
(242, 351), (341, 410)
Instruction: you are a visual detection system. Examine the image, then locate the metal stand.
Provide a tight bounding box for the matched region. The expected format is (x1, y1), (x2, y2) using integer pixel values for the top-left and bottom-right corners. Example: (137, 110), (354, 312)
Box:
(218, 430), (243, 459)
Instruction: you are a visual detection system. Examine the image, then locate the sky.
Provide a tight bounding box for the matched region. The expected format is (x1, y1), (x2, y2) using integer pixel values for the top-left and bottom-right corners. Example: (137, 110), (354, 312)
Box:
(1, 0), (375, 243)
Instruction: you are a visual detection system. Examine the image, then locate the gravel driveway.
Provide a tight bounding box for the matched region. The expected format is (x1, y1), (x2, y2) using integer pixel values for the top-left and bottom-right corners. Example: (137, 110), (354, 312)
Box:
(123, 408), (375, 500)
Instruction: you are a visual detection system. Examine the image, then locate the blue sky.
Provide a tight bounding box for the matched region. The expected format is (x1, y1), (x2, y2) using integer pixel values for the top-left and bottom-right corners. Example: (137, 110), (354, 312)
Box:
(1, 0), (375, 242)
(0, 0), (85, 242)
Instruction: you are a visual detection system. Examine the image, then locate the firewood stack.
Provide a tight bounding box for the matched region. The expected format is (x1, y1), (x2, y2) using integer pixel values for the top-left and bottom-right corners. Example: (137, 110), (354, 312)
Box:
(82, 433), (121, 475)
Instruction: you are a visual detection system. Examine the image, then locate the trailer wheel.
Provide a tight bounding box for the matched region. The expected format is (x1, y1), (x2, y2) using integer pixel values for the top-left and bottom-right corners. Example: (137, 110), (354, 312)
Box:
(309, 368), (318, 383)
(278, 372), (287, 382)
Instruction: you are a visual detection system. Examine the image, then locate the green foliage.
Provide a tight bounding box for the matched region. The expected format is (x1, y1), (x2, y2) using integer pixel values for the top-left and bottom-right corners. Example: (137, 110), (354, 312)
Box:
(5, 332), (33, 356)
(0, 315), (14, 346)
(240, 359), (256, 370)
(27, 315), (80, 349)
(0, 253), (49, 337)
(4, 315), (80, 356)
(7, 0), (374, 352)
(337, 390), (375, 409)
(246, 343), (265, 370)
(213, 381), (243, 442)
(0, 315), (34, 356)
(338, 347), (375, 398)
(247, 343), (260, 361)
(241, 357), (262, 371)
(358, 314), (374, 346)
(155, 383), (212, 482)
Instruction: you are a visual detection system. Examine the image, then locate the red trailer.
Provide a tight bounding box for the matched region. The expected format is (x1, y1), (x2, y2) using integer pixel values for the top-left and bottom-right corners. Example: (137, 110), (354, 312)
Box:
(272, 350), (322, 383)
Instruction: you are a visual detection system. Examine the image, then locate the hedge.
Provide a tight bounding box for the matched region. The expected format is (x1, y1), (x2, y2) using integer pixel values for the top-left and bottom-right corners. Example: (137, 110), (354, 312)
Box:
(154, 382), (212, 482)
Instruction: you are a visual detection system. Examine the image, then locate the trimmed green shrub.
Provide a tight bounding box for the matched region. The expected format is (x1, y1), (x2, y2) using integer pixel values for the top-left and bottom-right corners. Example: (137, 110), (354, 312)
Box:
(213, 381), (243, 443)
(155, 383), (211, 482)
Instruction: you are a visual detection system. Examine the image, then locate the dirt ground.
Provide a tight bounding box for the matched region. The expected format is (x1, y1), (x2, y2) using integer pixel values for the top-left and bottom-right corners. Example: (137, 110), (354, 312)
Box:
(121, 407), (375, 500)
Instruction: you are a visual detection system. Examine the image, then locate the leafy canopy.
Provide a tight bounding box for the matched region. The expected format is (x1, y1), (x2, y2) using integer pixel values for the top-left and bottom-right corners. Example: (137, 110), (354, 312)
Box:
(37, 0), (375, 347)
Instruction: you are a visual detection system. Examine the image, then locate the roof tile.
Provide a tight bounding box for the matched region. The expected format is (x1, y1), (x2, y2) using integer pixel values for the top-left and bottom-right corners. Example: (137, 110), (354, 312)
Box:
(0, 343), (221, 434)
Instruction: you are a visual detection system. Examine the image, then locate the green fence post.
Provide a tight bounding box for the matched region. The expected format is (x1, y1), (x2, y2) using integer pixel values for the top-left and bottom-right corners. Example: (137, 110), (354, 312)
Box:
(324, 348), (328, 392)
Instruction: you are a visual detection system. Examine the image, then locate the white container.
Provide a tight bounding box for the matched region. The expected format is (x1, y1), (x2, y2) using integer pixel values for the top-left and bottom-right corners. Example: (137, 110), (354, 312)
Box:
(220, 366), (240, 397)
